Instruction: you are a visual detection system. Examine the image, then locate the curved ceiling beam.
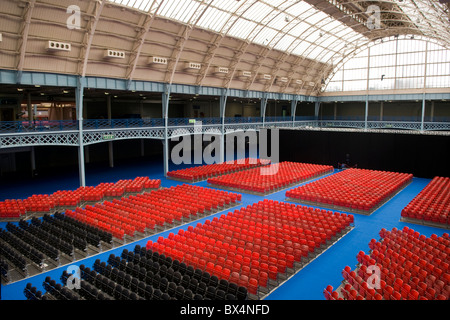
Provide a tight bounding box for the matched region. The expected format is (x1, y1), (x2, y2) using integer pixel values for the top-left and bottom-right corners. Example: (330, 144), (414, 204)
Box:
(78, 0), (107, 77)
(195, 0), (257, 88)
(16, 0), (36, 83)
(125, 0), (165, 87)
(164, 0), (212, 85)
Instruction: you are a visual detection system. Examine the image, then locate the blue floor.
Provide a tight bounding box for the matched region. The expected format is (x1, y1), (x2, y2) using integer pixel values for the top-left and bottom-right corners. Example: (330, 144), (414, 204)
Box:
(0, 158), (447, 300)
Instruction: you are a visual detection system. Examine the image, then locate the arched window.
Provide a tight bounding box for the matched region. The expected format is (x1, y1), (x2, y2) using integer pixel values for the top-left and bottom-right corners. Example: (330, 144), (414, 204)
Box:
(324, 35), (450, 92)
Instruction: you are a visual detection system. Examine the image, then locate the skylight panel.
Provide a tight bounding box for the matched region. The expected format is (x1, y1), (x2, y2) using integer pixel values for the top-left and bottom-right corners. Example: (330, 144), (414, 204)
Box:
(227, 18), (258, 40)
(253, 27), (279, 46)
(241, 1), (272, 22)
(273, 33), (296, 52)
(196, 7), (231, 32)
(211, 0), (244, 13)
(107, 0), (371, 65)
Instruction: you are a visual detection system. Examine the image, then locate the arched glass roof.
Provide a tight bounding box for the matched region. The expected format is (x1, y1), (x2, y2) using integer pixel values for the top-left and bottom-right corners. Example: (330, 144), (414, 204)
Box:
(108, 0), (450, 65)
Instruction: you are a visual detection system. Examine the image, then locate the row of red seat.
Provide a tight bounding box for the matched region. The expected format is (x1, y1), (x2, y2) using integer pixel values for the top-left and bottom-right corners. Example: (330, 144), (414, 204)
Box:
(324, 226), (449, 300)
(401, 176), (450, 226)
(286, 168), (413, 212)
(65, 184), (241, 240)
(0, 177), (161, 219)
(207, 162), (334, 194)
(146, 199), (353, 297)
(167, 158), (271, 182)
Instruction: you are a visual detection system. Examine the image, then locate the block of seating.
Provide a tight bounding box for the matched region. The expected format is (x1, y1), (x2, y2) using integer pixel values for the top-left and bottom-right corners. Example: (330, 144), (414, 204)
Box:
(50, 190), (84, 209)
(102, 177), (161, 198)
(207, 162), (334, 195)
(22, 194), (56, 215)
(0, 177), (162, 221)
(286, 168), (413, 215)
(0, 227), (45, 269)
(24, 283), (47, 300)
(33, 244), (246, 300)
(0, 199), (26, 219)
(324, 226), (450, 300)
(401, 176), (450, 228)
(49, 212), (113, 247)
(64, 184), (241, 241)
(167, 158), (270, 182)
(146, 199), (353, 299)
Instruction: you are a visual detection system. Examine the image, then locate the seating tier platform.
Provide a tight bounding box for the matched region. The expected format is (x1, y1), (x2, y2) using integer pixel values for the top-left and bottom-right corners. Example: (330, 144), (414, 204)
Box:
(401, 176), (450, 229)
(286, 168), (413, 215)
(167, 158), (270, 182)
(324, 226), (449, 300)
(207, 162), (334, 195)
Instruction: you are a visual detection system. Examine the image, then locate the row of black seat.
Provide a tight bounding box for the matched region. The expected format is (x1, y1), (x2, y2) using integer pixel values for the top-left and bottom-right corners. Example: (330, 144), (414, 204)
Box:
(10, 221), (74, 259)
(52, 212), (113, 246)
(6, 222), (61, 261)
(114, 245), (247, 299)
(30, 217), (88, 252)
(1, 259), (10, 278)
(24, 283), (47, 300)
(0, 246), (27, 273)
(26, 243), (248, 300)
(0, 228), (44, 266)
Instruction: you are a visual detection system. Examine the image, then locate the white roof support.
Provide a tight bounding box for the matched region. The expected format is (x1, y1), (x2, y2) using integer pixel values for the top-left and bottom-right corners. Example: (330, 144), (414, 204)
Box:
(16, 0), (36, 84)
(78, 0), (107, 77)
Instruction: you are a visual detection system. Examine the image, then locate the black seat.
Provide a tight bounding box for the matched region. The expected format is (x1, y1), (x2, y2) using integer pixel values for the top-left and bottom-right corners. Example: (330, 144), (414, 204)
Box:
(193, 294), (203, 300)
(159, 277), (169, 293)
(183, 289), (193, 300)
(186, 266), (194, 277)
(130, 278), (139, 293)
(123, 274), (132, 288)
(106, 279), (116, 295)
(151, 273), (160, 288)
(205, 286), (216, 299)
(218, 279), (229, 292)
(121, 249), (129, 260)
(166, 267), (175, 282)
(137, 281), (146, 298)
(172, 271), (182, 285)
(161, 293), (171, 300)
(237, 286), (247, 300)
(110, 268), (119, 282)
(152, 289), (162, 300)
(145, 270), (154, 285)
(189, 278), (199, 292)
(201, 271), (211, 284)
(114, 285), (123, 300)
(215, 289), (226, 300)
(225, 293), (237, 300)
(193, 269), (203, 281)
(179, 262), (187, 274)
(151, 261), (160, 274)
(175, 286), (185, 300)
(167, 281), (177, 297)
(159, 265), (168, 278)
(172, 260), (180, 272)
(227, 282), (238, 295)
(197, 281), (207, 296)
(103, 264), (112, 277)
(209, 275), (219, 288)
(129, 292), (139, 300)
(142, 284), (152, 300)
(121, 288), (130, 300)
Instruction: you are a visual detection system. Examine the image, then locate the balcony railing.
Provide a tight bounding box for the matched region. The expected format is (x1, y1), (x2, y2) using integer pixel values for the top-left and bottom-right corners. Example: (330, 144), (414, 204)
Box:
(1, 116), (449, 134)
